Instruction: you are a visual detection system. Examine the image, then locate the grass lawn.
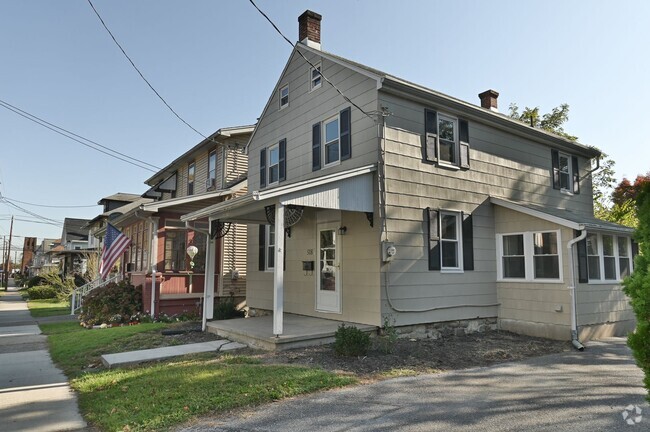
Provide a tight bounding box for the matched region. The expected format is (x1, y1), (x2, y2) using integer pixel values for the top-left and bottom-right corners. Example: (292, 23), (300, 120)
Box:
(27, 298), (71, 317)
(42, 322), (356, 431)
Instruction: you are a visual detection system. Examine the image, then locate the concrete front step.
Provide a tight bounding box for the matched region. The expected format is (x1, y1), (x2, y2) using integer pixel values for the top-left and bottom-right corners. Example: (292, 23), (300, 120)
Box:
(101, 340), (247, 368)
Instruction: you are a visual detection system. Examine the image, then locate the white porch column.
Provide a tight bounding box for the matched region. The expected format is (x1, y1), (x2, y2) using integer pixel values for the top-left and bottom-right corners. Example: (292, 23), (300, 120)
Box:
(150, 217), (159, 318)
(202, 231), (216, 331)
(273, 203), (285, 336)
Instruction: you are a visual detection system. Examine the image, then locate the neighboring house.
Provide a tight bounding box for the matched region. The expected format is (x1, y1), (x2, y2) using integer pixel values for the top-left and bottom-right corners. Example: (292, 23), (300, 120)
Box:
(29, 238), (61, 276)
(96, 125), (253, 317)
(86, 193), (143, 249)
(183, 10), (635, 344)
(56, 218), (96, 276)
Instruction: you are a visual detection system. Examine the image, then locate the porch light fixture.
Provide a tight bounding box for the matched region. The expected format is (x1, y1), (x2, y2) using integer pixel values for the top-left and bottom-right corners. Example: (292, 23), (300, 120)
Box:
(338, 226), (347, 236)
(186, 245), (199, 294)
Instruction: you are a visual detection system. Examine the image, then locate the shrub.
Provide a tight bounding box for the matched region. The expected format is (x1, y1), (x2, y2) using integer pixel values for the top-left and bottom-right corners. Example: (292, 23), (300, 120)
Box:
(79, 280), (142, 327)
(26, 285), (58, 300)
(333, 324), (371, 357)
(376, 315), (398, 354)
(41, 271), (76, 302)
(214, 295), (244, 320)
(26, 276), (46, 288)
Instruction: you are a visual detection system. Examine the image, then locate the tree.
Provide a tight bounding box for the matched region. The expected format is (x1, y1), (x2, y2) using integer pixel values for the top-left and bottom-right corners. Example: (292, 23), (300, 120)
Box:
(599, 174), (650, 228)
(508, 103), (616, 216)
(623, 181), (650, 402)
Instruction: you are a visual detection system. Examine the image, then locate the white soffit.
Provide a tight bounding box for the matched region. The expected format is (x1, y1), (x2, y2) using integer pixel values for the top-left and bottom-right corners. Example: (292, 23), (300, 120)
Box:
(281, 173), (373, 212)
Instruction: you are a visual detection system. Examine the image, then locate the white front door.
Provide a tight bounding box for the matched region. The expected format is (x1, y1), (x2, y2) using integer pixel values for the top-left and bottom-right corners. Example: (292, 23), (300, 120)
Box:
(316, 224), (341, 313)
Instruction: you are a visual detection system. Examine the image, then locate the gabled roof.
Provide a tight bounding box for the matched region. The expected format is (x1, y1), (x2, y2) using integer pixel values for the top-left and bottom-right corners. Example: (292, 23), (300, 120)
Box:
(97, 193), (141, 205)
(246, 42), (600, 159)
(490, 197), (634, 234)
(145, 125), (255, 186)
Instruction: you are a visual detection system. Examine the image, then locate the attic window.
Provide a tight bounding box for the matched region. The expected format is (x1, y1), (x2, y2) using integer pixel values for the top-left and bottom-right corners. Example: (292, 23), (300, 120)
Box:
(310, 63), (322, 91)
(279, 85), (289, 109)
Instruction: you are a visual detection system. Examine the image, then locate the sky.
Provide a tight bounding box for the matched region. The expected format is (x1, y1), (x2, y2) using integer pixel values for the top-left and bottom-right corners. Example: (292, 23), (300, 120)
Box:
(1, 0), (649, 250)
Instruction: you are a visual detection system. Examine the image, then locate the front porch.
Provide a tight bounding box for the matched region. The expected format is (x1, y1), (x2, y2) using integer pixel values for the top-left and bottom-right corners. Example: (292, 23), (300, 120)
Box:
(206, 313), (377, 350)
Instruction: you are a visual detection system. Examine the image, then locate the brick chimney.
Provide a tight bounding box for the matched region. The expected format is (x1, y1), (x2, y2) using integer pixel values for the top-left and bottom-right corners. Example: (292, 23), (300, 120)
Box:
(298, 10), (322, 49)
(478, 89), (499, 112)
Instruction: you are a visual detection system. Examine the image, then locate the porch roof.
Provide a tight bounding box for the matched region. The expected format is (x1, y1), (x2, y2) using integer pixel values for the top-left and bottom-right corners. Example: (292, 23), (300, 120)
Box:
(141, 179), (247, 214)
(181, 164), (377, 224)
(490, 197), (634, 235)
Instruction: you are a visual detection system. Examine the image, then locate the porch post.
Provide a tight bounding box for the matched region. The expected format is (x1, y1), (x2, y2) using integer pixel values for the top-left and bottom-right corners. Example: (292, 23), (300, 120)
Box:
(150, 217), (159, 318)
(273, 203), (285, 336)
(202, 231), (216, 331)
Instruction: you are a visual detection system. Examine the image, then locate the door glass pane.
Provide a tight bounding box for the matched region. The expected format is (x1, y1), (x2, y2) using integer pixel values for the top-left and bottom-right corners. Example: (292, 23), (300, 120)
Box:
(320, 230), (336, 291)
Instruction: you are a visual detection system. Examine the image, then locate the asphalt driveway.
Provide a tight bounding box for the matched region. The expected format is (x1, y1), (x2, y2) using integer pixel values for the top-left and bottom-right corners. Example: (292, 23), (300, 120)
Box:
(180, 338), (648, 432)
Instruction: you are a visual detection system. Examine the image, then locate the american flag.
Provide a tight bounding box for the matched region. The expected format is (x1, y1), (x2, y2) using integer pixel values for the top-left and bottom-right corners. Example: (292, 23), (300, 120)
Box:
(99, 223), (131, 279)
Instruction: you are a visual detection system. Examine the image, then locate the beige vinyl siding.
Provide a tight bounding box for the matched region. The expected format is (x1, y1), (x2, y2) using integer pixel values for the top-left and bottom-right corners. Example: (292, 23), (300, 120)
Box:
(224, 147), (247, 186)
(247, 207), (381, 326)
(220, 222), (247, 298)
(194, 153), (209, 194)
(247, 50), (379, 192)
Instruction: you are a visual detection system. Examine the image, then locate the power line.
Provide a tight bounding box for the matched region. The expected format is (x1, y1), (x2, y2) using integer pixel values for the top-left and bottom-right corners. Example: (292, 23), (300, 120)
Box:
(0, 98), (160, 173)
(0, 195), (99, 209)
(86, 0), (208, 140)
(0, 195), (64, 227)
(247, 0), (378, 122)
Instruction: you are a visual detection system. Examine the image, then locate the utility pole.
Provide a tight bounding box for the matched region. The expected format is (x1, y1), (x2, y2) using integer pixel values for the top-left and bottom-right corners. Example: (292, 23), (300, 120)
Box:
(4, 216), (13, 290)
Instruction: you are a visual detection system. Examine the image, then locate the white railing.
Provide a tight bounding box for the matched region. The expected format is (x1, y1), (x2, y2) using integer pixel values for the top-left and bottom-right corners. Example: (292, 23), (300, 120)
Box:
(70, 273), (123, 315)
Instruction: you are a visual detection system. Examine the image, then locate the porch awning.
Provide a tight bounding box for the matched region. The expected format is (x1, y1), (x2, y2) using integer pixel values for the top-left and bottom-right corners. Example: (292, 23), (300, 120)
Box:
(142, 180), (247, 214)
(182, 164), (377, 224)
(490, 197), (634, 234)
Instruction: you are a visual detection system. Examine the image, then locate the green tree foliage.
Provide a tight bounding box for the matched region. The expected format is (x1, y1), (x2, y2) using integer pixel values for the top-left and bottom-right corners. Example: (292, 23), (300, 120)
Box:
(623, 182), (650, 401)
(599, 174), (650, 228)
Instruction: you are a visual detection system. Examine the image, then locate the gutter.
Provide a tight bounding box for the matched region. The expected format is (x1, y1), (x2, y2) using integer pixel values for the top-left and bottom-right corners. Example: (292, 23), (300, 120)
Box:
(567, 228), (587, 351)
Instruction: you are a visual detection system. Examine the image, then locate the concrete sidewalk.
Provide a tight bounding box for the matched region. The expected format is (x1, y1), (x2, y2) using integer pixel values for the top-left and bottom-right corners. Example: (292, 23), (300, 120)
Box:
(0, 280), (87, 432)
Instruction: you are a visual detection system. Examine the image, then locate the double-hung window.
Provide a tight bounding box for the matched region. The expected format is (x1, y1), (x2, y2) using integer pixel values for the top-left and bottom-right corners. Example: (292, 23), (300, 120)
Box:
(440, 211), (462, 270)
(279, 85), (289, 109)
(268, 145), (279, 184)
(586, 233), (632, 282)
(438, 114), (458, 166)
(497, 231), (561, 281)
(187, 162), (195, 195)
(558, 153), (571, 192)
(207, 150), (217, 189)
(324, 116), (340, 166)
(552, 150), (579, 194)
(310, 63), (322, 90)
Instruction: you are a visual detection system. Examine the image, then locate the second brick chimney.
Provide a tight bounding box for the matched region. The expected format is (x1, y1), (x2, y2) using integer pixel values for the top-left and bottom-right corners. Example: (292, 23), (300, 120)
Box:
(298, 10), (322, 49)
(478, 89), (499, 112)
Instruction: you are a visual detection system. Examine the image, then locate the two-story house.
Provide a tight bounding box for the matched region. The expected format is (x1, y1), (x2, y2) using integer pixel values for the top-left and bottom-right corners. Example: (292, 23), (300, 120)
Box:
(183, 11), (634, 347)
(97, 125), (253, 319)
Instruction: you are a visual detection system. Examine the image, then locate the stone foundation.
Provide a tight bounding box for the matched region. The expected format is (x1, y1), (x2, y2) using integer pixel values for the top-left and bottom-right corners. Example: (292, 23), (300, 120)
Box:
(396, 317), (498, 340)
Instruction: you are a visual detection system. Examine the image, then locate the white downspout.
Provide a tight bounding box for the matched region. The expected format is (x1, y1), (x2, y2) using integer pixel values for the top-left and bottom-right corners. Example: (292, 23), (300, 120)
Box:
(567, 228), (587, 351)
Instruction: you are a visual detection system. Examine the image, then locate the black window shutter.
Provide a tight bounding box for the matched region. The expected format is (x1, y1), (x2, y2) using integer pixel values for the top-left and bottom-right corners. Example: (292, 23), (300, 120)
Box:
(279, 138), (286, 182)
(258, 225), (266, 271)
(340, 107), (351, 161)
(424, 109), (438, 163)
(426, 208), (441, 270)
(572, 156), (580, 194)
(312, 123), (321, 171)
(459, 119), (470, 169)
(632, 239), (640, 260)
(259, 148), (267, 188)
(462, 212), (474, 271)
(576, 230), (588, 283)
(551, 149), (560, 189)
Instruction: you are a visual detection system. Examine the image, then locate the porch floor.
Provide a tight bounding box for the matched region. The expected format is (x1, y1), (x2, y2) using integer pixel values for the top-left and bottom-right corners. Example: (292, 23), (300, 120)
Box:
(206, 314), (377, 351)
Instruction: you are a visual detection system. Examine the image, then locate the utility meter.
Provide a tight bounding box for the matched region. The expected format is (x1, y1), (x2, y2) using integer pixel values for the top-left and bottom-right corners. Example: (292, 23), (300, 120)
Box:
(382, 241), (397, 262)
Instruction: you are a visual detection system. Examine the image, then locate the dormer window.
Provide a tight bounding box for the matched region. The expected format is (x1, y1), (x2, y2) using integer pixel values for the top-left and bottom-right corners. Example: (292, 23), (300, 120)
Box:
(310, 63), (322, 91)
(279, 85), (289, 109)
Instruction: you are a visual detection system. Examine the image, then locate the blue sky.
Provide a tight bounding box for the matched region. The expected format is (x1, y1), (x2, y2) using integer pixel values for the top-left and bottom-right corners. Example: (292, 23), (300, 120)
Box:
(1, 0), (649, 247)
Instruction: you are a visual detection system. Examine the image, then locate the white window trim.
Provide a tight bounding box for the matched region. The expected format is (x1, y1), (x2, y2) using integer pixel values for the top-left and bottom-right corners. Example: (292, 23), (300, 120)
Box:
(496, 230), (563, 283)
(265, 224), (275, 271)
(310, 62), (322, 92)
(267, 144), (279, 186)
(437, 113), (459, 168)
(322, 114), (341, 168)
(207, 149), (217, 189)
(279, 84), (289, 110)
(440, 211), (463, 272)
(558, 152), (573, 194)
(587, 233), (633, 284)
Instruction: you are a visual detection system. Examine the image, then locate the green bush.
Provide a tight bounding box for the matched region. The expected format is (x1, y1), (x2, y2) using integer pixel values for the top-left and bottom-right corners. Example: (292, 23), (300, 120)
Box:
(376, 315), (398, 354)
(214, 296), (244, 320)
(79, 280), (142, 327)
(26, 276), (46, 288)
(624, 182), (650, 402)
(333, 324), (371, 357)
(26, 285), (58, 300)
(41, 272), (76, 302)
